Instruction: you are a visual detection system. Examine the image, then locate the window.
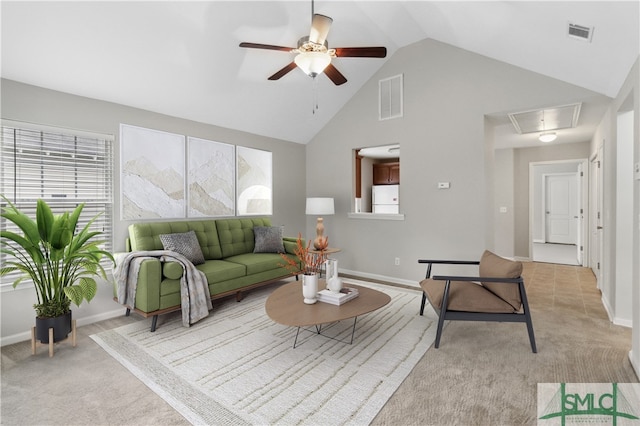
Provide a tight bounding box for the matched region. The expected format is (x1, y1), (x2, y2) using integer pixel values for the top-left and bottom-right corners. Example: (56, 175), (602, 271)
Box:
(1, 121), (114, 286)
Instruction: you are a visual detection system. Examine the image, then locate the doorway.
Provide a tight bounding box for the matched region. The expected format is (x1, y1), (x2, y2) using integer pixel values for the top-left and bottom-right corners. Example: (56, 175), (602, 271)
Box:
(530, 159), (588, 266)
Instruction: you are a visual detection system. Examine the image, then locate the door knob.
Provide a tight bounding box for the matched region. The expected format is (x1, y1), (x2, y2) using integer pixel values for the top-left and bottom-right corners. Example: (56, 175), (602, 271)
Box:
(597, 226), (603, 230)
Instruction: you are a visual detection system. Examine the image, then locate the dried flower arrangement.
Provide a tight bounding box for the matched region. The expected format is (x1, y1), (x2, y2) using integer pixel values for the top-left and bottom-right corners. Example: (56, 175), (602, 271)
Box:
(279, 233), (326, 275)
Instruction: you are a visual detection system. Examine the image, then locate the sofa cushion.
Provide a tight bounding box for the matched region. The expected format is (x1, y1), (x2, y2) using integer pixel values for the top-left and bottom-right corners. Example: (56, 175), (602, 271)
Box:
(128, 220), (223, 260)
(224, 252), (284, 275)
(216, 218), (272, 258)
(159, 231), (205, 265)
(478, 250), (522, 310)
(196, 259), (247, 284)
(162, 262), (183, 280)
(420, 278), (517, 313)
(253, 226), (285, 253)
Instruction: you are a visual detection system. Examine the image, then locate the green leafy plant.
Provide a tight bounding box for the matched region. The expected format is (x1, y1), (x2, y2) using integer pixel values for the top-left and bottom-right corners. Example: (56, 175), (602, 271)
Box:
(0, 197), (114, 318)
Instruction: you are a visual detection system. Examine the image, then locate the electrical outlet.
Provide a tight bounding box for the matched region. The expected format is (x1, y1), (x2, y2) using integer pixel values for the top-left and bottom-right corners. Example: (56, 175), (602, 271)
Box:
(394, 257), (400, 266)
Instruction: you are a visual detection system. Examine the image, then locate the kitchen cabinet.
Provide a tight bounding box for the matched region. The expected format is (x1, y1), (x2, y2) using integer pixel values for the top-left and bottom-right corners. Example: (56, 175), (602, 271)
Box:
(373, 162), (400, 185)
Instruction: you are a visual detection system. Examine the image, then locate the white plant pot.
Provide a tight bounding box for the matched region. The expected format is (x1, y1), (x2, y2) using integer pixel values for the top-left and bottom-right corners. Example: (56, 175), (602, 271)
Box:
(302, 273), (318, 304)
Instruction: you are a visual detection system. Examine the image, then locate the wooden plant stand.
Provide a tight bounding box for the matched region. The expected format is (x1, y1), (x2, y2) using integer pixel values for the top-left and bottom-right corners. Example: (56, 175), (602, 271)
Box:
(31, 319), (77, 357)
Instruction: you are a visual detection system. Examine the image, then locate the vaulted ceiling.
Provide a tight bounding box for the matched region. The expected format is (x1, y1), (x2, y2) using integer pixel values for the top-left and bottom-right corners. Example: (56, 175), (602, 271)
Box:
(2, 1), (638, 145)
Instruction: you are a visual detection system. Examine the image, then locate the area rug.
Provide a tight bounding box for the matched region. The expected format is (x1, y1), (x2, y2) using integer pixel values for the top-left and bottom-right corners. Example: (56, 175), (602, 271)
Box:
(91, 280), (436, 425)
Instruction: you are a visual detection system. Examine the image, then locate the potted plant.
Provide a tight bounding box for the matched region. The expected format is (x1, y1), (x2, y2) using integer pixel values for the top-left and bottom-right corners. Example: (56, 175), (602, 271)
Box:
(279, 233), (326, 304)
(0, 197), (114, 343)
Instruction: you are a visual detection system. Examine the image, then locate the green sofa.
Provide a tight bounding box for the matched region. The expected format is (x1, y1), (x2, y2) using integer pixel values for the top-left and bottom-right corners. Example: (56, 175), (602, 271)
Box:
(114, 217), (298, 331)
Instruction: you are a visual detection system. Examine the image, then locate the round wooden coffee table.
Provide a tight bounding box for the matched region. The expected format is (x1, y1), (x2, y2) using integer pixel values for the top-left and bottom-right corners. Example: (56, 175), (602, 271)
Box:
(265, 280), (391, 348)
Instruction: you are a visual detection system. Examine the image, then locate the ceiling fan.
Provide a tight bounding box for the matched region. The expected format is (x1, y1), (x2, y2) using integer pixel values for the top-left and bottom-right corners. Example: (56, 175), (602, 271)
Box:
(239, 3), (387, 86)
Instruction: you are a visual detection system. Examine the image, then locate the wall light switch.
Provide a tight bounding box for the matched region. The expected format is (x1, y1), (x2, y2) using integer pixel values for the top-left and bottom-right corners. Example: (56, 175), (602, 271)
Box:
(635, 162), (640, 180)
(438, 182), (450, 189)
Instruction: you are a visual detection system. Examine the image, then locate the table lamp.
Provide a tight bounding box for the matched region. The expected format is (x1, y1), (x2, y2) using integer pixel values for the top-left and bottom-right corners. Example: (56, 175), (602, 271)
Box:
(305, 197), (335, 250)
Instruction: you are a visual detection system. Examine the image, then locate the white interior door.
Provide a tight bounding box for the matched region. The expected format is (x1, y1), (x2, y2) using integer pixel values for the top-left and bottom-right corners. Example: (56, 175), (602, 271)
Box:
(545, 173), (578, 244)
(576, 164), (583, 264)
(590, 151), (603, 287)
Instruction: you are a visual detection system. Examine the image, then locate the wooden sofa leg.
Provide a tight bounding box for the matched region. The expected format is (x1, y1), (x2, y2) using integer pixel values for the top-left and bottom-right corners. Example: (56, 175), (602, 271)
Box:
(236, 291), (244, 302)
(150, 315), (158, 332)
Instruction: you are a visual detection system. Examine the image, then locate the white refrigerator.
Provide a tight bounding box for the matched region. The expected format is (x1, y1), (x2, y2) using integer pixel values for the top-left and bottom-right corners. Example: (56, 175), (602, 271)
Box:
(372, 184), (399, 214)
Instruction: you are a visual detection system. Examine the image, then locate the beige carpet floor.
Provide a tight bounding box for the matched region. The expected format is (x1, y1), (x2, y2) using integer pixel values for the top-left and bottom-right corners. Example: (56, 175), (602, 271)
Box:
(1, 262), (637, 425)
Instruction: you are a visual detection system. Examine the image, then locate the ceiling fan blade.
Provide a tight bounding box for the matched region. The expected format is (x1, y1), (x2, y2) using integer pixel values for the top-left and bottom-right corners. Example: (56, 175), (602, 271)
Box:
(309, 14), (333, 45)
(324, 63), (347, 86)
(239, 42), (294, 52)
(334, 47), (387, 58)
(268, 62), (298, 80)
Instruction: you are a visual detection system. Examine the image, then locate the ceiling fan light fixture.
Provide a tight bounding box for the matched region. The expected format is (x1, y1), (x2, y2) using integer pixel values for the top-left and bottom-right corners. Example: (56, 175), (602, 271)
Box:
(309, 14), (333, 45)
(539, 132), (557, 143)
(295, 51), (331, 77)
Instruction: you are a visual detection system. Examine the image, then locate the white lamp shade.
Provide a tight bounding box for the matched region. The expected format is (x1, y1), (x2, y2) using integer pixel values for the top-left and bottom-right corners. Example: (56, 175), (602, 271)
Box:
(309, 14), (333, 45)
(295, 52), (331, 77)
(306, 197), (335, 215)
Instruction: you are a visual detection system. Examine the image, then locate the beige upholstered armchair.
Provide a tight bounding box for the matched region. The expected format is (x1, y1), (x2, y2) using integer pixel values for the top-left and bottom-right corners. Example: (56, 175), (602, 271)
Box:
(419, 250), (537, 353)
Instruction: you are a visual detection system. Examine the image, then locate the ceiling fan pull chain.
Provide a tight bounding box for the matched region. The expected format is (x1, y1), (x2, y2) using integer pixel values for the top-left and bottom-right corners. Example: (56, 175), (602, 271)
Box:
(313, 77), (319, 114)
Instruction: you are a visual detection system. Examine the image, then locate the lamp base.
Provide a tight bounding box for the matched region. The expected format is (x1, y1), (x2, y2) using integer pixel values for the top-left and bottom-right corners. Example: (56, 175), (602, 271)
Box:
(314, 217), (328, 250)
(313, 237), (328, 251)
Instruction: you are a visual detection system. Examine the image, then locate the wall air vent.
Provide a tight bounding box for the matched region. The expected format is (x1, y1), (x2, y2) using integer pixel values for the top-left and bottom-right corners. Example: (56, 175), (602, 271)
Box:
(568, 22), (594, 42)
(379, 74), (403, 121)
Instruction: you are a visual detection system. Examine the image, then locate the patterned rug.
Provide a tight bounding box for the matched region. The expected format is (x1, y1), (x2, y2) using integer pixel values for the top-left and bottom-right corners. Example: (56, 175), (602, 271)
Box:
(91, 280), (436, 425)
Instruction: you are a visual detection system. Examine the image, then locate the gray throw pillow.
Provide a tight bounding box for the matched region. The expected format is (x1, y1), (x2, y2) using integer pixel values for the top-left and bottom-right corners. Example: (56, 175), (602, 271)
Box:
(253, 226), (285, 253)
(159, 231), (205, 265)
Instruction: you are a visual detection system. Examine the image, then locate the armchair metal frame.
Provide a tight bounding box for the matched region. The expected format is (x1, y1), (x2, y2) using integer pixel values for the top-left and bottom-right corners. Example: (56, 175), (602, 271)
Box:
(418, 259), (537, 353)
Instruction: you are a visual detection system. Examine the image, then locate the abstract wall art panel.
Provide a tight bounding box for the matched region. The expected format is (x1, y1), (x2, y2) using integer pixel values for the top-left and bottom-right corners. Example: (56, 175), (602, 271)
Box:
(236, 146), (272, 216)
(120, 124), (186, 219)
(187, 137), (235, 217)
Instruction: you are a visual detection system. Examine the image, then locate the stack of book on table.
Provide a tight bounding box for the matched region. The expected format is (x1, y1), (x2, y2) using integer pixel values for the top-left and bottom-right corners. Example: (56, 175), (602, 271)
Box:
(317, 287), (359, 305)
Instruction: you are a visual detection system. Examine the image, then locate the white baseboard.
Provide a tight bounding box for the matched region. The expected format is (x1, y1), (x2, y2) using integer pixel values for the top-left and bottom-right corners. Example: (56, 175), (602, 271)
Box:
(614, 317), (633, 328)
(533, 239), (545, 244)
(599, 295), (632, 328)
(0, 308), (124, 347)
(339, 268), (420, 288)
(629, 350), (640, 381)
(600, 295), (615, 323)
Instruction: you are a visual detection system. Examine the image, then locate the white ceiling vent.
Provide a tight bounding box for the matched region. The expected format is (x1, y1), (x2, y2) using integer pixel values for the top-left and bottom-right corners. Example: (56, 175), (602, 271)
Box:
(568, 22), (594, 42)
(379, 74), (403, 121)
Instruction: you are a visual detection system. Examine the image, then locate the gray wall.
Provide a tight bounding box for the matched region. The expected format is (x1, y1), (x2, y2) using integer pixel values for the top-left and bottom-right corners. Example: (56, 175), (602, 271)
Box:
(591, 56), (639, 370)
(306, 38), (608, 282)
(494, 148), (515, 257)
(1, 79), (306, 343)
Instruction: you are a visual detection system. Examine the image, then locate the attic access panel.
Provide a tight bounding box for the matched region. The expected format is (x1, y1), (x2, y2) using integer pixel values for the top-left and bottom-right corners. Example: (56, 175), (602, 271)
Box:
(508, 103), (582, 134)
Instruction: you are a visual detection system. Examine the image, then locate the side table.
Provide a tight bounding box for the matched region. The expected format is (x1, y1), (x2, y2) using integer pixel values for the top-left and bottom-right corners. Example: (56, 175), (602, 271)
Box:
(308, 247), (341, 277)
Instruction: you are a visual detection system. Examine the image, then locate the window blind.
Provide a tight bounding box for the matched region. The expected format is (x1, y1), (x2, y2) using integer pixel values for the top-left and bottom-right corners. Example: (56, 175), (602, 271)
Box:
(0, 121), (114, 287)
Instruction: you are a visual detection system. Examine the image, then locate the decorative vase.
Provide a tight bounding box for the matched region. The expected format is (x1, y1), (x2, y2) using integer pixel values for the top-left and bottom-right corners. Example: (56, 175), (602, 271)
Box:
(302, 273), (319, 304)
(35, 310), (72, 343)
(325, 258), (343, 293)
